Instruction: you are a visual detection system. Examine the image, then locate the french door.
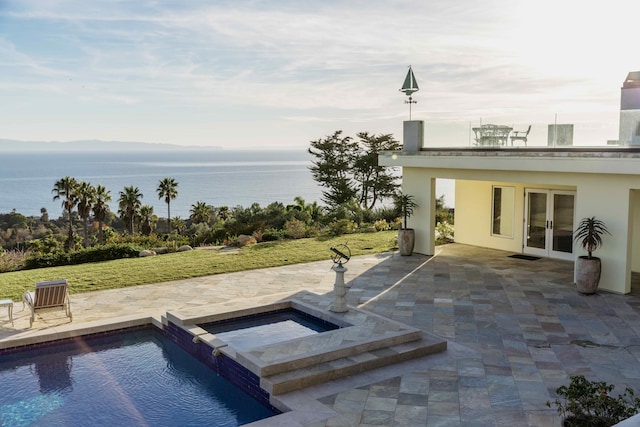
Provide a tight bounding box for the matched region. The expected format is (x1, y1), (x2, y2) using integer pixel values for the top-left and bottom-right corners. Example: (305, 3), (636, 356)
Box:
(524, 189), (575, 260)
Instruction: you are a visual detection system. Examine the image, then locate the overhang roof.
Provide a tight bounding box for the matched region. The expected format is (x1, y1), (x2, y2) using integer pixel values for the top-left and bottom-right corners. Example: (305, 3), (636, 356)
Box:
(379, 147), (640, 176)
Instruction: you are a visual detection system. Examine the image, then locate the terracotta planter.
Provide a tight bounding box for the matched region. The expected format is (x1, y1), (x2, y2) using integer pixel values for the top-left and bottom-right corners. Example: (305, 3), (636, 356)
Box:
(575, 256), (601, 294)
(398, 228), (415, 256)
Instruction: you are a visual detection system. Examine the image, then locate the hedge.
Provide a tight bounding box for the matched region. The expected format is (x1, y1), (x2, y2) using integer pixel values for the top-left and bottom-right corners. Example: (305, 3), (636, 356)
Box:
(24, 244), (140, 269)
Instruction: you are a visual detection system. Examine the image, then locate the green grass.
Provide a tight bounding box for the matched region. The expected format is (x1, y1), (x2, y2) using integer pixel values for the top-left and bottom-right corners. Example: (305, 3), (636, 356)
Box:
(0, 231), (398, 301)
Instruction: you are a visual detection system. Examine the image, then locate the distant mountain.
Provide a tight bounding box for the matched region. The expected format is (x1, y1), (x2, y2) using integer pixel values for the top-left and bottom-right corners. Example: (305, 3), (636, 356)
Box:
(0, 139), (222, 152)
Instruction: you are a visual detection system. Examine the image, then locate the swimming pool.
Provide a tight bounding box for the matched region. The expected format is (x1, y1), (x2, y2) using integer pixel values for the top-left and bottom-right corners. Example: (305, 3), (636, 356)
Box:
(0, 327), (277, 426)
(199, 308), (340, 350)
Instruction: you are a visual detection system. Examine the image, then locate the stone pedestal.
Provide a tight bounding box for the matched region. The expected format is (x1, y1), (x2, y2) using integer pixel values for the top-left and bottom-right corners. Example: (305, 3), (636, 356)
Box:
(329, 263), (349, 313)
(403, 120), (424, 151)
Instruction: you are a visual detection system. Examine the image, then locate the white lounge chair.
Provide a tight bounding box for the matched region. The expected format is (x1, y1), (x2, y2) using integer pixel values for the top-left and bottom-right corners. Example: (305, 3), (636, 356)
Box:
(22, 279), (72, 327)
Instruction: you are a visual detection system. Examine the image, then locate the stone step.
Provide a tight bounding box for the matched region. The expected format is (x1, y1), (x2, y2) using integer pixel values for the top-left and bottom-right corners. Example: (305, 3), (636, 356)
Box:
(261, 332), (447, 395)
(249, 327), (424, 378)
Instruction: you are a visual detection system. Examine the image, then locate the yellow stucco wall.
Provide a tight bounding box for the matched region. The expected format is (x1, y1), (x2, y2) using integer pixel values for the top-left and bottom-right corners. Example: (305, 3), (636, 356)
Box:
(452, 174), (637, 294)
(632, 191), (640, 271)
(454, 181), (576, 253)
(455, 181), (522, 252)
(383, 152), (640, 294)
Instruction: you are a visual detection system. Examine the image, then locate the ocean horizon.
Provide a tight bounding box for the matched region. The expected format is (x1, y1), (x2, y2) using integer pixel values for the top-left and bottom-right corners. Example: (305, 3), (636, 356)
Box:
(0, 149), (454, 219)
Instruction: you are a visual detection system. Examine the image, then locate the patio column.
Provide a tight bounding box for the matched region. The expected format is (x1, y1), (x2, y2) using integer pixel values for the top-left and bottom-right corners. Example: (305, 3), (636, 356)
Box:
(402, 167), (436, 255)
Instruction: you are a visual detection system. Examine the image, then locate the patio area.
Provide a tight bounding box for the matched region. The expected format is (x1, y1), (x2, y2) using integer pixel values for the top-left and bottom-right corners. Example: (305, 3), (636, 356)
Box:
(1, 243), (640, 426)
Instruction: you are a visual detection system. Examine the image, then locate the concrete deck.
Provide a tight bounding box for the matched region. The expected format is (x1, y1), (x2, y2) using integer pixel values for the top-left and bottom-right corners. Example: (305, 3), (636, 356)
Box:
(2, 243), (640, 426)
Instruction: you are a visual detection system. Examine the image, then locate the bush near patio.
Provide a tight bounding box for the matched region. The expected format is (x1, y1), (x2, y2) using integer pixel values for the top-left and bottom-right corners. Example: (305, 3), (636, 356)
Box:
(547, 375), (640, 426)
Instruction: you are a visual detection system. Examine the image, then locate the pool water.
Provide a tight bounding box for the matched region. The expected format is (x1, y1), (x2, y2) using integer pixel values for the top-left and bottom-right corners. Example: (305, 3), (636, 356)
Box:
(200, 309), (339, 350)
(0, 328), (276, 427)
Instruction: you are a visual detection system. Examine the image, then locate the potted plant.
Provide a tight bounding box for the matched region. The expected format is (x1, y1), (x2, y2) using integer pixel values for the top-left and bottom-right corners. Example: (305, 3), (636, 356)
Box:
(393, 192), (419, 256)
(573, 216), (610, 294)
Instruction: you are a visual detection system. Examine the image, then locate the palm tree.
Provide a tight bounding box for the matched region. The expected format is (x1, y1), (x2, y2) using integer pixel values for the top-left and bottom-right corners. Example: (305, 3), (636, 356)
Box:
(293, 196), (308, 212)
(157, 177), (178, 233)
(92, 185), (112, 245)
(76, 181), (96, 248)
(190, 201), (211, 224)
(40, 207), (49, 222)
(217, 205), (231, 221)
(118, 186), (143, 235)
(171, 217), (186, 234)
(138, 205), (156, 236)
(308, 201), (324, 223)
(52, 176), (78, 251)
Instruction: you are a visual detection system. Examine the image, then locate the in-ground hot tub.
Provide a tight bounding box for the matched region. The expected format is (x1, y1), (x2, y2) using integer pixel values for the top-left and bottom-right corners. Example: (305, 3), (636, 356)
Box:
(198, 308), (341, 350)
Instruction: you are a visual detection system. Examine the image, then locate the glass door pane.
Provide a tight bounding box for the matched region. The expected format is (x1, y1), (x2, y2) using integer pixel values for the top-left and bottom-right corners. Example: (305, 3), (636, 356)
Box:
(526, 192), (547, 250)
(552, 193), (574, 254)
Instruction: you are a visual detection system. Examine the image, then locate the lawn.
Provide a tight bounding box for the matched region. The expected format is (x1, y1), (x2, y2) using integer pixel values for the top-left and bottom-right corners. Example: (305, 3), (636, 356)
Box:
(0, 231), (398, 301)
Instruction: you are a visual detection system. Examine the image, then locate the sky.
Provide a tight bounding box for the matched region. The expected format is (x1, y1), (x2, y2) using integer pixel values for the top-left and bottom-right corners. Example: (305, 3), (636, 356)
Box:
(1, 0), (638, 149)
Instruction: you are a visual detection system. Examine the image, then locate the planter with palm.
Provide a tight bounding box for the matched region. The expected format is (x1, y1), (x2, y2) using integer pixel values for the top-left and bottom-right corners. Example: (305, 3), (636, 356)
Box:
(573, 216), (610, 294)
(393, 192), (419, 256)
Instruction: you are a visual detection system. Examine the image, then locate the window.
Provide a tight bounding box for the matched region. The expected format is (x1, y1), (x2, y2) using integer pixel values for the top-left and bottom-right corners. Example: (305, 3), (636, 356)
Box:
(492, 186), (515, 237)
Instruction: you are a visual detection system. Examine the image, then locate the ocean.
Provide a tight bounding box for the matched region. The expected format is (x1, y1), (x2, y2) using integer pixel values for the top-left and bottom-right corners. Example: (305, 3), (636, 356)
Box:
(0, 149), (454, 219)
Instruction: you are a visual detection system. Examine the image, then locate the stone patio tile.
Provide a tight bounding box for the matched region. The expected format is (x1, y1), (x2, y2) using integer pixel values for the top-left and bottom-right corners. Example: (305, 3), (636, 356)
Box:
(392, 404), (428, 425)
(360, 409), (395, 425)
(364, 397), (397, 412)
(427, 390), (458, 403)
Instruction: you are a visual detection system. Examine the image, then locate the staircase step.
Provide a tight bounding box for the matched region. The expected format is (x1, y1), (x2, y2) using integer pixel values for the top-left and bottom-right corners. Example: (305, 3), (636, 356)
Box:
(261, 332), (446, 395)
(245, 327), (424, 378)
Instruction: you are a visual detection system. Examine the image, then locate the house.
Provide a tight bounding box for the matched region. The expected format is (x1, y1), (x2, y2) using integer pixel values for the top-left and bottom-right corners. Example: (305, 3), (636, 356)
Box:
(380, 72), (640, 294)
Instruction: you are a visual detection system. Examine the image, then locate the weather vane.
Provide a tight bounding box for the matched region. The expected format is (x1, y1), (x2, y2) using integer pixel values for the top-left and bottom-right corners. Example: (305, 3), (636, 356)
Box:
(400, 66), (419, 120)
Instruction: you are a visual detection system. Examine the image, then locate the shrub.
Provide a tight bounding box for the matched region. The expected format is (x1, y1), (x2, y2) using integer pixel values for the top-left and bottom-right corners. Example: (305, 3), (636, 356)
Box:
(392, 217), (402, 230)
(371, 206), (399, 224)
(436, 221), (454, 243)
(547, 375), (640, 426)
(252, 229), (264, 243)
(373, 219), (389, 231)
(325, 219), (358, 236)
(187, 223), (225, 246)
(0, 248), (28, 273)
(261, 228), (285, 242)
(284, 219), (307, 239)
(24, 244), (140, 269)
(105, 233), (166, 248)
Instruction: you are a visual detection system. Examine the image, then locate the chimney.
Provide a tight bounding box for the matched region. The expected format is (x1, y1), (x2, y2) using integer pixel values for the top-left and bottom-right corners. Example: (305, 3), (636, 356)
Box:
(619, 71), (640, 146)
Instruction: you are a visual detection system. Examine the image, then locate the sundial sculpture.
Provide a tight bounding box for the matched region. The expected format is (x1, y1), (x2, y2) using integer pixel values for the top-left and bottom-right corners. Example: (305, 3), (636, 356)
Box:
(400, 66), (419, 120)
(329, 243), (351, 313)
(330, 244), (351, 266)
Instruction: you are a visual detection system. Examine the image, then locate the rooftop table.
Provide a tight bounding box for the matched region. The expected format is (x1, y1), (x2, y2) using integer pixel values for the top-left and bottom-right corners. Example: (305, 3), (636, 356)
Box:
(472, 124), (513, 147)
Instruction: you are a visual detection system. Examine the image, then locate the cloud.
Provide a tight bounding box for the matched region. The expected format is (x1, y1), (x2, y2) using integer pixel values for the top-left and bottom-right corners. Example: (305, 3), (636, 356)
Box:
(0, 0), (637, 146)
